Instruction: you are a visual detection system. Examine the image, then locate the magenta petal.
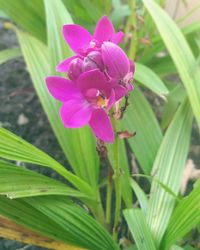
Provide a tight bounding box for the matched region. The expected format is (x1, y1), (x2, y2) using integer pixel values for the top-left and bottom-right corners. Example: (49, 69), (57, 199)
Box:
(127, 83), (134, 91)
(111, 31), (124, 44)
(56, 56), (78, 72)
(45, 76), (82, 102)
(102, 42), (130, 79)
(78, 69), (108, 94)
(94, 16), (115, 43)
(89, 109), (114, 143)
(60, 100), (92, 128)
(62, 24), (92, 53)
(107, 89), (115, 110)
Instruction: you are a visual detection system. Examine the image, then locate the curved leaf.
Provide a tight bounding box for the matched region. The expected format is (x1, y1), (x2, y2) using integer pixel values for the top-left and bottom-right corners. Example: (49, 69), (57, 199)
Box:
(0, 48), (21, 65)
(135, 63), (169, 96)
(0, 160), (90, 199)
(0, 196), (118, 250)
(0, 128), (94, 197)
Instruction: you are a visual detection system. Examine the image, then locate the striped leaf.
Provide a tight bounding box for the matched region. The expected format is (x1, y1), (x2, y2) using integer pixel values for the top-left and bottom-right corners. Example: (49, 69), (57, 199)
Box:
(142, 0), (200, 131)
(0, 196), (118, 250)
(124, 209), (156, 250)
(146, 99), (193, 246)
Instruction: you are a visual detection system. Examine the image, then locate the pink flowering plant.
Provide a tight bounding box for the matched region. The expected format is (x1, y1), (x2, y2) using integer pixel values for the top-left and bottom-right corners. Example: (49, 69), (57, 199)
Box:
(1, 1), (200, 250)
(46, 16), (134, 143)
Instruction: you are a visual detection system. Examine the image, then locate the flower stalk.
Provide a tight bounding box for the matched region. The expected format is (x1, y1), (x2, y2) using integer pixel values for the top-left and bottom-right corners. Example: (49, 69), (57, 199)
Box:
(112, 118), (122, 241)
(106, 167), (113, 228)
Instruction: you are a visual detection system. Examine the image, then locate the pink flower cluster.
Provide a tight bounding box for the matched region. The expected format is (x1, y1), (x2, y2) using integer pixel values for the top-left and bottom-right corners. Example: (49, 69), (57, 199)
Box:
(46, 16), (135, 143)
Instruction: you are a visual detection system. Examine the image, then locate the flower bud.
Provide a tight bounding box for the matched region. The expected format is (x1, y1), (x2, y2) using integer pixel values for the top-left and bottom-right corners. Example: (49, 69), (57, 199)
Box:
(68, 58), (83, 80)
(82, 51), (104, 72)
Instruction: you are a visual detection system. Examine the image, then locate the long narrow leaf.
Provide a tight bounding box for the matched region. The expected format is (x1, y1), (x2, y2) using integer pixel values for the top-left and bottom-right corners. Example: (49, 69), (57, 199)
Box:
(0, 48), (21, 65)
(130, 179), (148, 213)
(142, 0), (200, 130)
(146, 99), (193, 246)
(124, 209), (156, 250)
(162, 181), (200, 249)
(0, 196), (118, 250)
(0, 160), (89, 199)
(121, 87), (163, 174)
(0, 128), (93, 196)
(44, 0), (99, 189)
(135, 63), (169, 96)
(0, 0), (46, 42)
(0, 216), (81, 250)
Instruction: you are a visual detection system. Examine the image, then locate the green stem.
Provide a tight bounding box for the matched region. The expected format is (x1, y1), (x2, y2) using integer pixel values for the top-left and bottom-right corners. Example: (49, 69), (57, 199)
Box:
(112, 120), (121, 241)
(128, 0), (137, 60)
(106, 168), (113, 228)
(88, 190), (106, 228)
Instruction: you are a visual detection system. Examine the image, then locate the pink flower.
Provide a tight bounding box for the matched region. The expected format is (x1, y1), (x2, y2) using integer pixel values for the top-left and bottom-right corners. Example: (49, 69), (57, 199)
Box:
(57, 16), (124, 74)
(45, 16), (135, 143)
(46, 70), (116, 143)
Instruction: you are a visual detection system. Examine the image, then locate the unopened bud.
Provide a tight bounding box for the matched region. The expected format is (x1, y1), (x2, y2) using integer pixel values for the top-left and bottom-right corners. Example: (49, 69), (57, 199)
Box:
(82, 51), (104, 72)
(68, 58), (83, 80)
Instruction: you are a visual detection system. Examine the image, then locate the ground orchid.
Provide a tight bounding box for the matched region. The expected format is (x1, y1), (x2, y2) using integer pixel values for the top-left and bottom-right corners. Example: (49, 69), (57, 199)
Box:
(46, 70), (115, 143)
(46, 16), (135, 143)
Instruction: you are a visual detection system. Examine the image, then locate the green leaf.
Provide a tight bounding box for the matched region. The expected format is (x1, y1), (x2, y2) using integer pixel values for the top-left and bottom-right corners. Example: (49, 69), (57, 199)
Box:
(146, 99), (193, 246)
(130, 179), (148, 213)
(124, 209), (156, 250)
(0, 48), (21, 65)
(0, 196), (118, 250)
(170, 246), (184, 250)
(121, 87), (163, 174)
(0, 160), (89, 199)
(161, 85), (186, 130)
(80, 0), (102, 22)
(162, 181), (200, 249)
(0, 128), (93, 197)
(15, 29), (99, 190)
(142, 0), (200, 130)
(44, 0), (73, 72)
(0, 0), (46, 42)
(135, 63), (169, 96)
(44, 0), (99, 189)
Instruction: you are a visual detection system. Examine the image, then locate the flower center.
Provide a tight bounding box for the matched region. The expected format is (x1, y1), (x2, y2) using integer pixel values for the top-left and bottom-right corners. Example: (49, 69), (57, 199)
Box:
(97, 95), (108, 108)
(85, 89), (108, 108)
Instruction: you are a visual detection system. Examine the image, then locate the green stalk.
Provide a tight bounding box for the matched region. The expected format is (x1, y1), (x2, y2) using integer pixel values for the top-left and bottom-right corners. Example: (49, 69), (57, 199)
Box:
(87, 190), (106, 229)
(112, 120), (121, 241)
(106, 167), (113, 228)
(128, 0), (137, 60)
